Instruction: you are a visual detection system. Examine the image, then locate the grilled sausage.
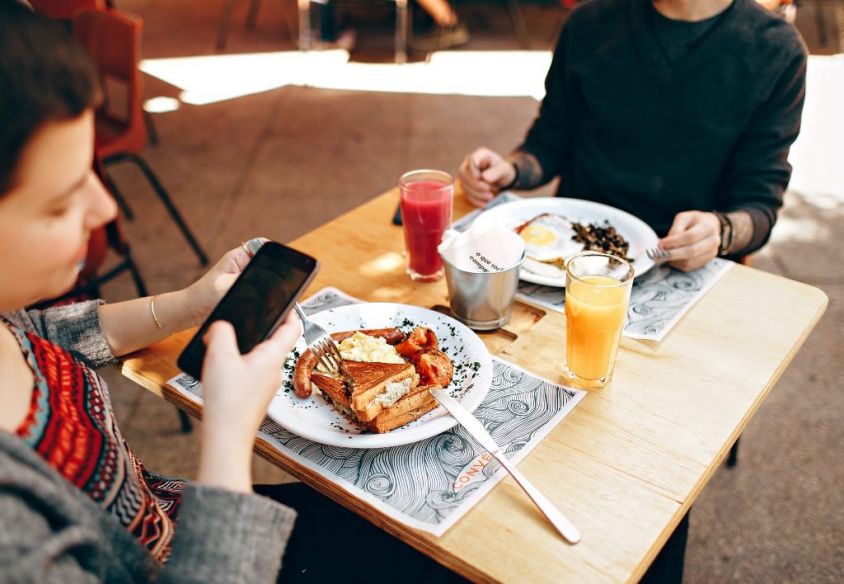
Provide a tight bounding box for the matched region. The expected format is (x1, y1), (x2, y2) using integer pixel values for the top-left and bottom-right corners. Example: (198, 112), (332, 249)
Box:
(292, 348), (319, 397)
(292, 327), (405, 397)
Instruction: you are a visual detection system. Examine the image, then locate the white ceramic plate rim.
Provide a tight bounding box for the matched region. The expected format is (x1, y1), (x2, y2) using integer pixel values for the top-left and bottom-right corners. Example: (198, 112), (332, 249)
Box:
(472, 197), (659, 287)
(267, 303), (493, 449)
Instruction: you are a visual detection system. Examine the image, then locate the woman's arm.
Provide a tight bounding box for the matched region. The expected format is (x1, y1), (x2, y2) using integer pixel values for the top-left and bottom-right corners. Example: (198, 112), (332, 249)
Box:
(98, 289), (202, 357)
(99, 245), (252, 357)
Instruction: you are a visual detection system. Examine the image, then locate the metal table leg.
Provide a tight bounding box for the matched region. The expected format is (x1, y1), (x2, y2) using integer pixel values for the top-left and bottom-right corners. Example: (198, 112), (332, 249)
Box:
(395, 0), (409, 63)
(298, 0), (311, 50)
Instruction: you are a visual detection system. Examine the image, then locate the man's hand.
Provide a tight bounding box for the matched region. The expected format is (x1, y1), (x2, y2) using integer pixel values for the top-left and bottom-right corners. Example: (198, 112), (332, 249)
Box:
(659, 211), (721, 272)
(458, 147), (516, 208)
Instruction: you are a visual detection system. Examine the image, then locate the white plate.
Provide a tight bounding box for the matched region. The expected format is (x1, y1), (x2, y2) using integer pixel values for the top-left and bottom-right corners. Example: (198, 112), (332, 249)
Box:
(472, 197), (659, 287)
(268, 303), (493, 449)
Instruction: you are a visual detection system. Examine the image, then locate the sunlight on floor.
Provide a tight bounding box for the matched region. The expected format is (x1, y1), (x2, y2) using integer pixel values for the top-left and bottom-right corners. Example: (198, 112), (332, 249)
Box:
(140, 48), (844, 247)
(769, 215), (829, 244)
(140, 49), (552, 105)
(787, 54), (844, 206)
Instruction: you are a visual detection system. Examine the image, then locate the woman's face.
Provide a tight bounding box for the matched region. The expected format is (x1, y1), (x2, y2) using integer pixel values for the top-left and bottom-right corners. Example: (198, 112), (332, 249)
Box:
(0, 110), (116, 312)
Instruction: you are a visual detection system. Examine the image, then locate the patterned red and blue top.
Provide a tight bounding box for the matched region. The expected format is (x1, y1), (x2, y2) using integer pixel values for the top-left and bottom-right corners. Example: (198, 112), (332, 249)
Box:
(9, 323), (184, 562)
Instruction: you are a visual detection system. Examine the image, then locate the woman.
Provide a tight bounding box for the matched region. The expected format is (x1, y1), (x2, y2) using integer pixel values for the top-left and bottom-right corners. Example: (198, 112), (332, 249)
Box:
(0, 5), (466, 582)
(0, 3), (300, 580)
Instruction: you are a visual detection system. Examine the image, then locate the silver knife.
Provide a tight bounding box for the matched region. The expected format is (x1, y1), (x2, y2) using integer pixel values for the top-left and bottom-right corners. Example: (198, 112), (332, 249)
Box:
(430, 389), (582, 544)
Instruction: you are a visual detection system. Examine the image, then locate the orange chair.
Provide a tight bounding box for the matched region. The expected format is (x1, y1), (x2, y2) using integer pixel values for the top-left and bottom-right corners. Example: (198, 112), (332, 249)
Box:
(28, 0), (105, 20)
(74, 9), (208, 266)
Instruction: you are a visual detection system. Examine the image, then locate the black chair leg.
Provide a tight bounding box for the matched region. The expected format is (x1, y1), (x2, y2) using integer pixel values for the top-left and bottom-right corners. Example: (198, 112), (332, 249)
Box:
(106, 153), (209, 266)
(102, 169), (134, 220)
(727, 437), (740, 468)
(143, 110), (159, 147)
(177, 409), (193, 433)
(246, 0), (262, 30)
(507, 0), (531, 49)
(815, 0), (828, 47)
(123, 249), (149, 297)
(217, 0), (238, 51)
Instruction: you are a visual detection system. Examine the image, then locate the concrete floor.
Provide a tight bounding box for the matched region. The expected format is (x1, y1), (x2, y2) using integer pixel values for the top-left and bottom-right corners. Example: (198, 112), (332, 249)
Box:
(96, 1), (843, 582)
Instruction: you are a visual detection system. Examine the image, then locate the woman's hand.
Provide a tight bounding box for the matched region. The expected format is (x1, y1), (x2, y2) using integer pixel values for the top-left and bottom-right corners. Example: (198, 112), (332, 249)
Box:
(185, 240), (266, 327)
(458, 147), (516, 208)
(196, 312), (302, 493)
(99, 240), (269, 357)
(659, 211), (721, 272)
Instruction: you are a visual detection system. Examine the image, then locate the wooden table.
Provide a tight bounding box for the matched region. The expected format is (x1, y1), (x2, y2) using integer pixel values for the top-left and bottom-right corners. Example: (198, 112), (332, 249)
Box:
(121, 187), (827, 583)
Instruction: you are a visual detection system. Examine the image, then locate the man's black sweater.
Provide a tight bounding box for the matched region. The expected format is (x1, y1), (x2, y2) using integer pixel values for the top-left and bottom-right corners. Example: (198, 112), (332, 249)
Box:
(518, 0), (807, 254)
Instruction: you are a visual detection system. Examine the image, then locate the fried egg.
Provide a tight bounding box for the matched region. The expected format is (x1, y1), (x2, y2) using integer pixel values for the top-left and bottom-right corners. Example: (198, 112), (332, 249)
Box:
(517, 213), (583, 263)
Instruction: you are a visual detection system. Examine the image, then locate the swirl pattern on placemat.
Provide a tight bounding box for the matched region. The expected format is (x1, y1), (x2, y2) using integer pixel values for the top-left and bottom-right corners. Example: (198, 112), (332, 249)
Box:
(255, 358), (578, 526)
(516, 258), (732, 341)
(170, 287), (585, 535)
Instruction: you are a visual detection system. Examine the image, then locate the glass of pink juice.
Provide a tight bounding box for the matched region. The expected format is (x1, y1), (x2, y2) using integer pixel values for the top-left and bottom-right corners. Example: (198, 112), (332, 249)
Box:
(399, 169), (454, 282)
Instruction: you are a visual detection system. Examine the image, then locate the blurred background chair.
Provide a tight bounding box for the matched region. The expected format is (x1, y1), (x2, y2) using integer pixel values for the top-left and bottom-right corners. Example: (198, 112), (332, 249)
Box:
(30, 1), (162, 149)
(73, 8), (209, 266)
(218, 0), (411, 62)
(216, 0), (299, 51)
(27, 0), (106, 20)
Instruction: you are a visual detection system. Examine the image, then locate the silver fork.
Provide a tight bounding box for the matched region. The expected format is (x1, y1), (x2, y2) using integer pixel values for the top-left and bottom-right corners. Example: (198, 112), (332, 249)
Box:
(293, 303), (342, 374)
(646, 246), (671, 264)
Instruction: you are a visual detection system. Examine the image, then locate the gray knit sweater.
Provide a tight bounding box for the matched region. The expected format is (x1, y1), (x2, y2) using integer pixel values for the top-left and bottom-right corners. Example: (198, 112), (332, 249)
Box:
(0, 301), (297, 582)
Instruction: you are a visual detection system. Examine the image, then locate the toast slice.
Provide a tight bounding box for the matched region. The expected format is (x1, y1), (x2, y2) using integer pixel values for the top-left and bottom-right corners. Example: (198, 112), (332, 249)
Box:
(343, 360), (419, 423)
(366, 384), (441, 434)
(310, 372), (356, 419)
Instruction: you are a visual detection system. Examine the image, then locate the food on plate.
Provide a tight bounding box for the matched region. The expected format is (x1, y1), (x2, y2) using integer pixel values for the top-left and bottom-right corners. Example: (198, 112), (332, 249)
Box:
(514, 213), (583, 263)
(396, 326), (438, 357)
(337, 331), (405, 364)
(570, 220), (629, 260)
(413, 349), (454, 387)
(396, 327), (453, 386)
(293, 326), (455, 433)
(312, 360), (441, 433)
(291, 328), (404, 398)
(346, 360), (417, 422)
(366, 382), (443, 434)
(514, 213), (631, 269)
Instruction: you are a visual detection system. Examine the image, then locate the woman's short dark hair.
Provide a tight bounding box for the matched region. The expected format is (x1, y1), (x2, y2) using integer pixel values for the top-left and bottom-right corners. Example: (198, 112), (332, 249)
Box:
(0, 1), (99, 195)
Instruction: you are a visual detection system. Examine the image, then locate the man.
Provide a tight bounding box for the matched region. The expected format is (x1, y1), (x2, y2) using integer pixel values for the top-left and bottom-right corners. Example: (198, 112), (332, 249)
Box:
(459, 0), (806, 271)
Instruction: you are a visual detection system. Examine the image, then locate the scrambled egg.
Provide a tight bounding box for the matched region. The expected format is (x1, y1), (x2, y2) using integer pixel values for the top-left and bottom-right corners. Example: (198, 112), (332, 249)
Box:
(337, 332), (404, 364)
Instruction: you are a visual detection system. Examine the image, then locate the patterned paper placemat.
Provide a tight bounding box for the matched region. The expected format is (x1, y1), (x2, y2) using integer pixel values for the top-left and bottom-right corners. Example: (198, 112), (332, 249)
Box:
(167, 288), (585, 535)
(516, 259), (733, 341)
(451, 192), (733, 341)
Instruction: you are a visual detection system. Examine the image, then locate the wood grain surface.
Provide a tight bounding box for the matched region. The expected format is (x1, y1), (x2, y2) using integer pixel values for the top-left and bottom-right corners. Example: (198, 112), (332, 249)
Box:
(120, 186), (828, 583)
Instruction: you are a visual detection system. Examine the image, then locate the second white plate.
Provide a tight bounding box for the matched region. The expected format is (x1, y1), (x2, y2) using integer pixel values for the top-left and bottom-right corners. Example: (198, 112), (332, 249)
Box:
(472, 197), (660, 287)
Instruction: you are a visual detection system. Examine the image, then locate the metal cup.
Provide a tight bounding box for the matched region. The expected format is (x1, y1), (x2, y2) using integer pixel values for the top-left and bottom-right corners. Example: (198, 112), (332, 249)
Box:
(441, 252), (525, 330)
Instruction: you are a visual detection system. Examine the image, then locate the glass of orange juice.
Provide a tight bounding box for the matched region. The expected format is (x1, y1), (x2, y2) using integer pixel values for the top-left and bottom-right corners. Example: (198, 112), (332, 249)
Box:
(564, 252), (634, 388)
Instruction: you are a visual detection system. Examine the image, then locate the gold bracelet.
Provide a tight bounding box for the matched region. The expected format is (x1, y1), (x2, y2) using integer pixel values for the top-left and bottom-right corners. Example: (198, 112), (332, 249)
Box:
(149, 295), (164, 329)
